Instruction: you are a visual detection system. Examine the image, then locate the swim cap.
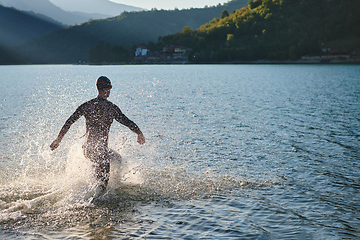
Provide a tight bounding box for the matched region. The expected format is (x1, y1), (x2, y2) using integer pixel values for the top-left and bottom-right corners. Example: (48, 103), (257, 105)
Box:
(96, 76), (112, 90)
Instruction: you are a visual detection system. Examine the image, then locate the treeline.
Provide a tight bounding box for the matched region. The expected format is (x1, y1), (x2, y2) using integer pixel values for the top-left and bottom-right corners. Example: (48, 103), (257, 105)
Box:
(158, 0), (360, 62)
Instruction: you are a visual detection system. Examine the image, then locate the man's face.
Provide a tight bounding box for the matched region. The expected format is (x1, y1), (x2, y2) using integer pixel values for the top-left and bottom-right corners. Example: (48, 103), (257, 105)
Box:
(103, 88), (111, 98)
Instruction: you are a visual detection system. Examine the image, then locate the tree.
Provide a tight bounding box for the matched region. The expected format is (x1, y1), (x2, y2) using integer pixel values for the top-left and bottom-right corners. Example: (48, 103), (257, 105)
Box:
(220, 10), (229, 19)
(88, 41), (132, 63)
(226, 33), (235, 46)
(182, 26), (193, 35)
(111, 45), (131, 62)
(88, 41), (106, 63)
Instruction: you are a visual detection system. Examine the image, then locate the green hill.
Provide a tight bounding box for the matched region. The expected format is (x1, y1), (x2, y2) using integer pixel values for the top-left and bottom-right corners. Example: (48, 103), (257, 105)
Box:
(161, 0), (360, 62)
(14, 0), (249, 64)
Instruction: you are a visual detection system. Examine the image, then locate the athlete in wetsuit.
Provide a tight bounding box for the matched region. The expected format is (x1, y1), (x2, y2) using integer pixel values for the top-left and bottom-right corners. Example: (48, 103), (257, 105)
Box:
(50, 76), (145, 194)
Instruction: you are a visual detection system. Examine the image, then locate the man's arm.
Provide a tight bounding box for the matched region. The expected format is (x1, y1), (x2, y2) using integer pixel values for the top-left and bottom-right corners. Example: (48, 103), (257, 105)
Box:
(50, 106), (83, 151)
(114, 105), (145, 145)
(136, 131), (145, 145)
(50, 133), (64, 151)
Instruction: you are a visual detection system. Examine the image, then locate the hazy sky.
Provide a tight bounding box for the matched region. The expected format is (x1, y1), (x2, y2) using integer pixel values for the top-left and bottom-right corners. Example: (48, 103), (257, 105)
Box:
(109, 0), (227, 10)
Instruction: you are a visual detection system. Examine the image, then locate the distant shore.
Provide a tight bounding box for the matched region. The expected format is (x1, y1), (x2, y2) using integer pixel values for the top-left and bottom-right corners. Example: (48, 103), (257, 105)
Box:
(5, 56), (357, 66)
(85, 57), (360, 65)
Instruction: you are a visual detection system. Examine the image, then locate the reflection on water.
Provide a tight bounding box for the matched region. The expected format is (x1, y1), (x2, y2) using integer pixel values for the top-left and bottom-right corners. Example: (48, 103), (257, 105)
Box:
(0, 64), (359, 239)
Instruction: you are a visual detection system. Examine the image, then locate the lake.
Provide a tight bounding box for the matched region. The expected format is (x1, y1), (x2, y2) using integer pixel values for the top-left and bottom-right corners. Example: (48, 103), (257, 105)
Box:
(0, 64), (359, 239)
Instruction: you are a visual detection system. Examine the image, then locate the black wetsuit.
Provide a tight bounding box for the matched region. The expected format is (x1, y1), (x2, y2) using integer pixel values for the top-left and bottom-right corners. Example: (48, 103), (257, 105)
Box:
(59, 97), (140, 188)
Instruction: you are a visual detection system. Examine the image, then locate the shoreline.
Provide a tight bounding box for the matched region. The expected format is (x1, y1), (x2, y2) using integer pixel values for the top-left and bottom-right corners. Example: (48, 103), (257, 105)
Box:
(89, 58), (360, 65)
(1, 58), (359, 66)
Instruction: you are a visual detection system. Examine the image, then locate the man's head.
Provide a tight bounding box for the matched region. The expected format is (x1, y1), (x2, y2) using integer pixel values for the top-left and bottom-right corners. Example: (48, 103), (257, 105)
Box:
(96, 76), (112, 99)
(96, 76), (112, 91)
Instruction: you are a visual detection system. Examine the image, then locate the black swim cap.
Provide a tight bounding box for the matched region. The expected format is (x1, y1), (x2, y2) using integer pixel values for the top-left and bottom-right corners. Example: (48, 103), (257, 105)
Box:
(96, 76), (112, 90)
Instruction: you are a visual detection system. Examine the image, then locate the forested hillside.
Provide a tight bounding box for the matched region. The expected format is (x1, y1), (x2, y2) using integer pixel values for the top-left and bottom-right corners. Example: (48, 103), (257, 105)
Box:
(13, 0), (249, 64)
(161, 0), (360, 62)
(0, 5), (64, 46)
(0, 45), (27, 64)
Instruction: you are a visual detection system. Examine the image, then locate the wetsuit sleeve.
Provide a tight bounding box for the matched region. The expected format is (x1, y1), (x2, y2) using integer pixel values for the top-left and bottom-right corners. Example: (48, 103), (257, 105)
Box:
(58, 104), (84, 137)
(113, 104), (141, 133)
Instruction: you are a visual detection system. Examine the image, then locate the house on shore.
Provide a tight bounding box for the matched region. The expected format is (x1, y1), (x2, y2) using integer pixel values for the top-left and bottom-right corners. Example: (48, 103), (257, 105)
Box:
(135, 46), (149, 57)
(163, 45), (189, 59)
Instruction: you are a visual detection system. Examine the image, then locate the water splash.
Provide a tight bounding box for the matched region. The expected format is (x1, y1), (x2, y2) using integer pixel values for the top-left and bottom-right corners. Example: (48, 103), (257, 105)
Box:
(0, 129), (281, 235)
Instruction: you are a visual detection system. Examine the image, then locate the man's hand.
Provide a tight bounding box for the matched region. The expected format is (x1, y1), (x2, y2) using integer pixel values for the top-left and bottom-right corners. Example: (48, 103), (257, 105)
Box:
(137, 132), (145, 145)
(50, 137), (62, 151)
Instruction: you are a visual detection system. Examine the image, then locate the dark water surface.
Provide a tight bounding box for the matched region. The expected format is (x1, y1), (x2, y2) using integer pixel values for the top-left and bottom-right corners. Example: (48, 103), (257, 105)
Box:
(0, 64), (359, 239)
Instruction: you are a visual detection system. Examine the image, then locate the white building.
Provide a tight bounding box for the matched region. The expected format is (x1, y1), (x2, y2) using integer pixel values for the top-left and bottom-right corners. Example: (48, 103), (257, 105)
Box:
(135, 46), (148, 57)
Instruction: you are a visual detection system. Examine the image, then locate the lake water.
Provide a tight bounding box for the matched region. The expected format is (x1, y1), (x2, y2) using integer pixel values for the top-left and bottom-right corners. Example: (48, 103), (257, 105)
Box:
(0, 64), (359, 239)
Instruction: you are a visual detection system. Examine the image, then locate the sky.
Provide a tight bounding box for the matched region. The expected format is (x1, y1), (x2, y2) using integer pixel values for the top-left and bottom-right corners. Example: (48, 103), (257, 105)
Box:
(109, 0), (228, 10)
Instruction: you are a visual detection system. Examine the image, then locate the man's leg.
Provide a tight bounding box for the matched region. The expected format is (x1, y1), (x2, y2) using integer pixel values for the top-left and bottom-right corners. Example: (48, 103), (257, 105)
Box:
(84, 147), (110, 197)
(94, 159), (110, 189)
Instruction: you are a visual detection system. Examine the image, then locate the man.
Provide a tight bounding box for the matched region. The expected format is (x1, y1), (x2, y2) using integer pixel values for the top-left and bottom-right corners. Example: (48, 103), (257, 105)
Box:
(50, 76), (145, 195)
